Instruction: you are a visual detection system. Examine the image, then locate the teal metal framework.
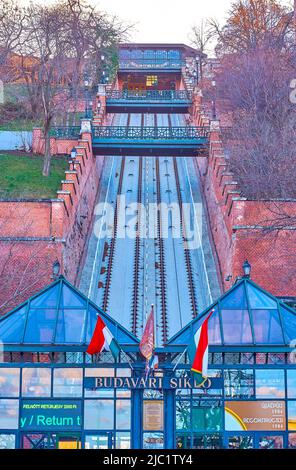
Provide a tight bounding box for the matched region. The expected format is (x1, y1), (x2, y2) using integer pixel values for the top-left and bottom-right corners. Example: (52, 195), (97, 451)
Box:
(50, 127), (81, 139)
(1, 277), (296, 449)
(106, 90), (191, 101)
(92, 126), (209, 141)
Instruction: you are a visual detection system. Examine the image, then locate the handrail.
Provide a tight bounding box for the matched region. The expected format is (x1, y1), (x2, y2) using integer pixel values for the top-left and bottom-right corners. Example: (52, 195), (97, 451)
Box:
(119, 59), (184, 69)
(50, 127), (81, 139)
(92, 126), (210, 140)
(106, 90), (191, 101)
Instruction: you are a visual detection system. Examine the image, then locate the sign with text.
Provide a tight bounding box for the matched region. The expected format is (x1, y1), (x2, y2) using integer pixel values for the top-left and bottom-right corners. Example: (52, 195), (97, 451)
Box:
(84, 376), (222, 390)
(20, 400), (82, 431)
(143, 400), (164, 431)
(225, 401), (286, 431)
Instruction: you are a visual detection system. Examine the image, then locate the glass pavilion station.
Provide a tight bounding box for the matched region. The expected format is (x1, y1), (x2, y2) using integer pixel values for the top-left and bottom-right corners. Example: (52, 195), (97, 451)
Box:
(0, 275), (296, 450)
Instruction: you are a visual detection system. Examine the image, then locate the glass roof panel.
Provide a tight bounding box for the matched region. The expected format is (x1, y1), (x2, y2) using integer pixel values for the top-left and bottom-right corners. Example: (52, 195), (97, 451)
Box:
(24, 308), (56, 343)
(0, 306), (27, 343)
(221, 309), (253, 344)
(55, 308), (87, 344)
(220, 283), (247, 309)
(246, 283), (277, 309)
(252, 309), (284, 344)
(208, 309), (222, 345)
(60, 284), (87, 309)
(30, 284), (60, 308)
(279, 305), (296, 343)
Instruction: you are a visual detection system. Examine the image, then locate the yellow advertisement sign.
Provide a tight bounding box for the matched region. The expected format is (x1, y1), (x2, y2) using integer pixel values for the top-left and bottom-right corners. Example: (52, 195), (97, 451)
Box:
(225, 401), (286, 431)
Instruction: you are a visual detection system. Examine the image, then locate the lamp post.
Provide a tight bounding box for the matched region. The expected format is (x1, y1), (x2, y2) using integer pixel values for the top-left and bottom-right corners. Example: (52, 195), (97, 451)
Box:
(51, 260), (61, 280)
(211, 79), (217, 120)
(242, 260), (251, 278)
(84, 77), (91, 118)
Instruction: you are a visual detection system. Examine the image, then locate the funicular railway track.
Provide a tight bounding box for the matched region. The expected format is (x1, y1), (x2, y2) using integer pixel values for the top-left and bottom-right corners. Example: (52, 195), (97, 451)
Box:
(173, 156), (198, 318)
(96, 112), (205, 342)
(155, 157), (169, 343)
(131, 156), (143, 335)
(102, 156), (126, 312)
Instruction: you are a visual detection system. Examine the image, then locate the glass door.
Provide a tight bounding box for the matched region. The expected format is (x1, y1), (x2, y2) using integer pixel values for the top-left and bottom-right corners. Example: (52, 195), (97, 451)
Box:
(84, 433), (113, 449)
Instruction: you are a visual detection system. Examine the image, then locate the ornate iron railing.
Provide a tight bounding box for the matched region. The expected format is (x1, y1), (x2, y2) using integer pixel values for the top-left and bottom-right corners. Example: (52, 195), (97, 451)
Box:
(106, 90), (191, 101)
(119, 59), (184, 69)
(50, 127), (81, 139)
(92, 126), (209, 141)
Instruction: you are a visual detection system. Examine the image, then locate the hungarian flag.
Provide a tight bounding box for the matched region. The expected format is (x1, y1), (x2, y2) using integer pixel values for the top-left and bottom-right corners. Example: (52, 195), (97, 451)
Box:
(86, 315), (120, 360)
(140, 305), (155, 360)
(189, 309), (214, 385)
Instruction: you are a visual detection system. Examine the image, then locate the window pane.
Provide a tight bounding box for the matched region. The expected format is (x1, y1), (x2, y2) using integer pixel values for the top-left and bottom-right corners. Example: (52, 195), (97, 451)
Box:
(220, 283), (247, 309)
(60, 284), (86, 308)
(192, 401), (222, 431)
(228, 435), (253, 449)
(0, 368), (20, 397)
(0, 434), (15, 449)
(288, 433), (296, 448)
(288, 401), (296, 430)
(252, 310), (284, 344)
(224, 369), (254, 398)
(208, 310), (222, 345)
(116, 400), (131, 429)
(22, 368), (51, 397)
(287, 371), (296, 398)
(192, 433), (222, 449)
(143, 432), (163, 449)
(55, 309), (87, 343)
(115, 432), (131, 449)
(221, 310), (252, 344)
(84, 400), (114, 430)
(0, 399), (19, 429)
(53, 368), (82, 397)
(85, 435), (108, 449)
(24, 309), (56, 343)
(258, 435), (283, 449)
(246, 284), (277, 309)
(176, 434), (191, 449)
(30, 284), (59, 308)
(0, 307), (27, 343)
(176, 400), (191, 430)
(84, 368), (114, 398)
(256, 370), (285, 399)
(281, 305), (296, 342)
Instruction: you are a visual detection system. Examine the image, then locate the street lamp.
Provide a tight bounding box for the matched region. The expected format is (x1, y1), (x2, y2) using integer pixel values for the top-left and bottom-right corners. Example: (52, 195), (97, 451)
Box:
(242, 260), (251, 278)
(211, 79), (217, 120)
(71, 147), (77, 160)
(51, 260), (61, 280)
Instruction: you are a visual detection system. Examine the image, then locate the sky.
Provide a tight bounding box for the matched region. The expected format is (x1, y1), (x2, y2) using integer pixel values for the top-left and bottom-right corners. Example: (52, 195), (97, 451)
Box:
(20, 0), (234, 48)
(97, 0), (233, 45)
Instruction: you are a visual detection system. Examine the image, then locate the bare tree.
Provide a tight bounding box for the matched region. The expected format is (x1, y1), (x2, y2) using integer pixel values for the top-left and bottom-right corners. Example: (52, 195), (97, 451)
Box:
(208, 0), (294, 55)
(0, 0), (131, 175)
(189, 20), (214, 80)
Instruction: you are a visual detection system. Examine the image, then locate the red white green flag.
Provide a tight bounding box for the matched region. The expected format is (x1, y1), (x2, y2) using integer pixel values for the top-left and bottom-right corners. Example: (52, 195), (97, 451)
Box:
(140, 305), (155, 360)
(86, 315), (120, 360)
(189, 309), (214, 385)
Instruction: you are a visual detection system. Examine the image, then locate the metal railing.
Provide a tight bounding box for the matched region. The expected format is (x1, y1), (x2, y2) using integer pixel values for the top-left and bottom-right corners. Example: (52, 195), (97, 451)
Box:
(50, 127), (81, 139)
(119, 59), (184, 69)
(92, 126), (209, 141)
(106, 90), (191, 101)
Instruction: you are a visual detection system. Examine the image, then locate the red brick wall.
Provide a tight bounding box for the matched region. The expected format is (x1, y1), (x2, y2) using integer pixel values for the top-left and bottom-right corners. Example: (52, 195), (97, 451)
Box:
(0, 130), (105, 315)
(192, 98), (296, 297)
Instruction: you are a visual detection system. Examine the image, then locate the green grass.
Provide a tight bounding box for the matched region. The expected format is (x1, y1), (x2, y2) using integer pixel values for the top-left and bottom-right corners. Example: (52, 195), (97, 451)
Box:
(0, 153), (68, 199)
(0, 119), (42, 131)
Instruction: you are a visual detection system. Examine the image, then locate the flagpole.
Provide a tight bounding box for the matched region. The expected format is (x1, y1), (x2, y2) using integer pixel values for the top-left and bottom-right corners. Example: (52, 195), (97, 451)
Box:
(172, 347), (187, 372)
